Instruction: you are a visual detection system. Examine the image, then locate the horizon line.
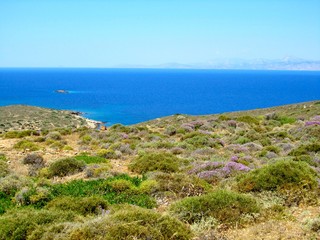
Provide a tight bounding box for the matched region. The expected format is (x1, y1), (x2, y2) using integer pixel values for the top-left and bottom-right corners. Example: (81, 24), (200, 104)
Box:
(0, 67), (320, 72)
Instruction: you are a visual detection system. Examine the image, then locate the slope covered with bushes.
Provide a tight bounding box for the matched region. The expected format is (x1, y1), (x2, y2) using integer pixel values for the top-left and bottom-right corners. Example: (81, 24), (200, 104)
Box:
(0, 101), (319, 239)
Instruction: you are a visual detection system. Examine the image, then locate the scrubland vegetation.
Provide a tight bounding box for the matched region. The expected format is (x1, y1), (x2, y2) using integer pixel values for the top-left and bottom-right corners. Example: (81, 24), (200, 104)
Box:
(0, 101), (320, 239)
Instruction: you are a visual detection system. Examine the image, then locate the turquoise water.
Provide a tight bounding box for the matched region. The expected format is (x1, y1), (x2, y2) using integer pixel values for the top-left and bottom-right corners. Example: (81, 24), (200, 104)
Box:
(0, 68), (319, 125)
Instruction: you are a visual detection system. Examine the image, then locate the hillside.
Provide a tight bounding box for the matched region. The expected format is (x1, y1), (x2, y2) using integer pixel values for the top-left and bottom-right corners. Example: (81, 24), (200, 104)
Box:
(0, 101), (319, 239)
(0, 105), (100, 133)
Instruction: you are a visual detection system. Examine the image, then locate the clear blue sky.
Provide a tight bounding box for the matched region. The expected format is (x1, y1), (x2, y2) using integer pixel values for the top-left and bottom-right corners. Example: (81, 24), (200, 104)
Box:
(0, 0), (319, 67)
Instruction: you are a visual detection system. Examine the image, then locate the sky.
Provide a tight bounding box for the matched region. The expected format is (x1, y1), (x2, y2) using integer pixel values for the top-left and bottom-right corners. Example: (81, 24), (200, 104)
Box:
(0, 0), (320, 68)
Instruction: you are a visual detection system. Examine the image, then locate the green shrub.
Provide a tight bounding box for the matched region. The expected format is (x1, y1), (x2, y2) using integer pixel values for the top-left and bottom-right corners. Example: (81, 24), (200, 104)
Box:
(109, 123), (132, 133)
(293, 155), (314, 166)
(14, 187), (52, 208)
(75, 154), (109, 164)
(218, 115), (231, 121)
(0, 161), (9, 178)
(85, 163), (111, 178)
(46, 140), (65, 150)
(0, 209), (75, 240)
(48, 158), (86, 177)
(13, 140), (40, 151)
(235, 136), (251, 144)
(138, 180), (159, 194)
(81, 134), (92, 143)
(263, 145), (281, 154)
(108, 179), (136, 193)
(45, 131), (61, 140)
(170, 190), (259, 224)
(149, 172), (211, 198)
(4, 130), (36, 139)
(268, 131), (290, 139)
(62, 145), (73, 150)
(276, 116), (296, 125)
(129, 152), (183, 174)
(69, 205), (192, 240)
(185, 135), (219, 148)
(289, 143), (320, 156)
(237, 160), (318, 192)
(0, 191), (13, 214)
(46, 196), (108, 216)
(54, 128), (72, 135)
(49, 175), (156, 208)
(0, 154), (6, 161)
(259, 137), (271, 146)
(0, 174), (30, 195)
(237, 115), (259, 125)
(97, 149), (119, 159)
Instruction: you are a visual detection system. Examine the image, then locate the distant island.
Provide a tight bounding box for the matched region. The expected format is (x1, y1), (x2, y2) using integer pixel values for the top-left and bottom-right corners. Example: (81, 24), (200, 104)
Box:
(116, 57), (320, 71)
(55, 89), (69, 94)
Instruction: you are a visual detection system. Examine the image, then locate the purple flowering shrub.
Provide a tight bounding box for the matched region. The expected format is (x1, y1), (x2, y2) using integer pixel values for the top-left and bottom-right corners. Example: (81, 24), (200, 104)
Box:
(180, 123), (194, 132)
(180, 120), (207, 132)
(304, 116), (320, 126)
(305, 121), (320, 126)
(189, 156), (251, 182)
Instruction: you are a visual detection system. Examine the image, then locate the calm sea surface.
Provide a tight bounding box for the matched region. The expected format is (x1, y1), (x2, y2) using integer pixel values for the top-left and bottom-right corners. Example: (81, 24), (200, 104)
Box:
(0, 68), (319, 125)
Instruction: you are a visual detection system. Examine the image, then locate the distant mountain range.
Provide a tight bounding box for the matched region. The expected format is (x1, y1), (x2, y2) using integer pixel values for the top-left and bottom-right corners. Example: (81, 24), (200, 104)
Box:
(116, 57), (320, 70)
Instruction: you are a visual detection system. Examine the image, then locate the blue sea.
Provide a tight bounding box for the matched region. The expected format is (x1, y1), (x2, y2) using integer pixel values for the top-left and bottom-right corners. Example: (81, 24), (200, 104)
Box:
(0, 68), (319, 126)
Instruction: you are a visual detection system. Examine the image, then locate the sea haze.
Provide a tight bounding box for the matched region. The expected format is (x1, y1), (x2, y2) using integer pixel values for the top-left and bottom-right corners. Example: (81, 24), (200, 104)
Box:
(0, 68), (319, 125)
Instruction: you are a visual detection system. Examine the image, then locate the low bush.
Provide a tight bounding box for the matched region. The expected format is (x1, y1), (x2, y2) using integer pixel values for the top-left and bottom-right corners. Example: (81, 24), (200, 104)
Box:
(149, 172), (211, 198)
(0, 154), (6, 161)
(4, 130), (37, 139)
(235, 136), (251, 144)
(81, 134), (92, 143)
(49, 174), (156, 208)
(138, 179), (159, 194)
(68, 205), (192, 240)
(0, 161), (9, 178)
(0, 208), (76, 240)
(46, 140), (65, 150)
(108, 179), (136, 193)
(97, 149), (120, 159)
(129, 152), (184, 174)
(237, 160), (318, 192)
(46, 196), (108, 216)
(13, 140), (40, 151)
(14, 187), (52, 208)
(263, 145), (281, 154)
(170, 190), (259, 224)
(237, 115), (259, 124)
(289, 143), (320, 156)
(48, 158), (86, 177)
(275, 116), (296, 125)
(23, 153), (44, 165)
(45, 131), (61, 141)
(54, 128), (72, 135)
(307, 217), (320, 232)
(0, 174), (30, 195)
(23, 153), (45, 176)
(85, 163), (111, 178)
(75, 154), (109, 164)
(293, 155), (314, 166)
(0, 191), (13, 214)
